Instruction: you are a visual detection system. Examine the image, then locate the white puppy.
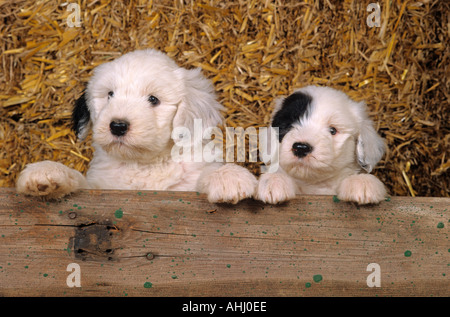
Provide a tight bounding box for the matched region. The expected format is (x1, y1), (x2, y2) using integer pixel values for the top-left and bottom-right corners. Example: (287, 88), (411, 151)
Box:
(16, 49), (257, 203)
(256, 85), (387, 205)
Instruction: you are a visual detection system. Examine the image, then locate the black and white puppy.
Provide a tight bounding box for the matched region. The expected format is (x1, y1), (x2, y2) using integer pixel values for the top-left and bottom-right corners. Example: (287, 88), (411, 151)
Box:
(256, 85), (387, 205)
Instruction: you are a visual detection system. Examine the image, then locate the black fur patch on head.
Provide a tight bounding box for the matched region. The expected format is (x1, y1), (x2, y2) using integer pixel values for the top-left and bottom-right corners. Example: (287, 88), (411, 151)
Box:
(271, 91), (312, 142)
(72, 92), (90, 139)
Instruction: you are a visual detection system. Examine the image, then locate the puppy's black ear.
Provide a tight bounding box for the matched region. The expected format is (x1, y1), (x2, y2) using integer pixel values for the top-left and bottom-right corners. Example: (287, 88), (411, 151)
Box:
(72, 92), (91, 140)
(271, 91), (312, 142)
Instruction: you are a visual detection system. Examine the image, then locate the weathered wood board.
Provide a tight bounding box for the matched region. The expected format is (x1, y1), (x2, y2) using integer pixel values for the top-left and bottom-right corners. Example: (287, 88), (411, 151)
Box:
(0, 188), (448, 297)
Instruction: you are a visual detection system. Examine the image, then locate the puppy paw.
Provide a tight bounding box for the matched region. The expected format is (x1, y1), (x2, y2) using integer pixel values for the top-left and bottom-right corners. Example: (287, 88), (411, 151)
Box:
(200, 164), (257, 204)
(337, 174), (387, 205)
(256, 172), (297, 204)
(16, 161), (87, 199)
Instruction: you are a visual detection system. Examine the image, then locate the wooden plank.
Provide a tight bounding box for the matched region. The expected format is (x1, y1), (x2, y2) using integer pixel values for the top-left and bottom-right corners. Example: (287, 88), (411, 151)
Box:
(0, 188), (448, 297)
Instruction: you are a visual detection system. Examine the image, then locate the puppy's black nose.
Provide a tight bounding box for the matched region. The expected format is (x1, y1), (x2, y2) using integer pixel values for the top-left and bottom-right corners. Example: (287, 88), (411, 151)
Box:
(110, 120), (129, 137)
(292, 142), (313, 158)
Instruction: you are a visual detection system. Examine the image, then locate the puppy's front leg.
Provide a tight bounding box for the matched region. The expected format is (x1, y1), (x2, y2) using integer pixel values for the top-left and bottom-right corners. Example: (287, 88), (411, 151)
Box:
(197, 164), (258, 204)
(16, 160), (88, 199)
(337, 173), (387, 205)
(256, 170), (297, 204)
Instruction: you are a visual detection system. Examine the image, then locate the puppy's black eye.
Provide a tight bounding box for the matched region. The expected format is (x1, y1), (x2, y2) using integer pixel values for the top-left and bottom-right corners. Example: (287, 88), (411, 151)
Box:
(108, 91), (114, 99)
(329, 127), (337, 135)
(148, 95), (160, 106)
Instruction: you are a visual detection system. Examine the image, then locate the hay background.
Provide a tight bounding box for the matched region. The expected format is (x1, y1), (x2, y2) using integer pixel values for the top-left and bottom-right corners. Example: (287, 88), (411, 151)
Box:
(0, 0), (448, 197)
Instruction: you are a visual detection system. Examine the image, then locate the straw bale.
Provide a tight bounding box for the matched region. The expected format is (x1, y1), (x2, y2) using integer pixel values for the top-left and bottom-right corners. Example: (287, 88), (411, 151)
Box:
(0, 0), (448, 197)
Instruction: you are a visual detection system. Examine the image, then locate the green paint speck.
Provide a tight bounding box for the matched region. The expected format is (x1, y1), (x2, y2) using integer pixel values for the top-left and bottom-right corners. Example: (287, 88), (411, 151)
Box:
(313, 274), (323, 283)
(144, 282), (153, 288)
(305, 282), (311, 288)
(332, 196), (340, 203)
(226, 264), (231, 268)
(115, 208), (123, 219)
(437, 222), (444, 229)
(404, 250), (412, 257)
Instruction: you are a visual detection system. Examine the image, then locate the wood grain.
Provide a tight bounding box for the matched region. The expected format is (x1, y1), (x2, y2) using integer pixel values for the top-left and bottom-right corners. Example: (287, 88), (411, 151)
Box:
(0, 188), (448, 297)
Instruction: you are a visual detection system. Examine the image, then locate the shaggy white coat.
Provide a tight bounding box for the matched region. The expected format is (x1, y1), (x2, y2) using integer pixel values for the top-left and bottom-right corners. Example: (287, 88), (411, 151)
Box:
(16, 49), (257, 203)
(256, 85), (387, 205)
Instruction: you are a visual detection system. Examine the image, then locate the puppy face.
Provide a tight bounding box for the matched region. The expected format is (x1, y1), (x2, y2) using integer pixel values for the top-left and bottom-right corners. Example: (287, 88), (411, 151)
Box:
(272, 86), (385, 181)
(73, 49), (223, 162)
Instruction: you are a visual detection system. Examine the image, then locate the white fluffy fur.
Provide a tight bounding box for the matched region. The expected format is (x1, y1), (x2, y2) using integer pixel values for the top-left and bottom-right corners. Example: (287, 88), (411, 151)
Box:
(16, 49), (257, 203)
(256, 85), (387, 205)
